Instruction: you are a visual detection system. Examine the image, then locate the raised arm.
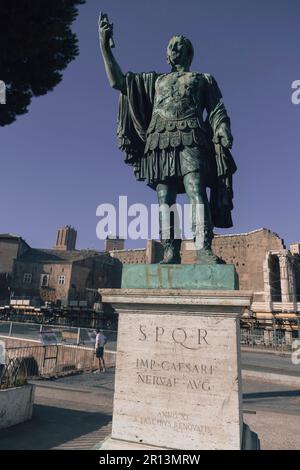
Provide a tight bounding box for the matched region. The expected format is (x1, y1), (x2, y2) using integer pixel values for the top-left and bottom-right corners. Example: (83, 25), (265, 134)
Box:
(98, 13), (125, 93)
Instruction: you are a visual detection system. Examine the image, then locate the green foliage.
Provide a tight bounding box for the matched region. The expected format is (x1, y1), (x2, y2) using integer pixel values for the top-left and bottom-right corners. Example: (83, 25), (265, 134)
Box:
(0, 377), (27, 389)
(0, 0), (85, 126)
(13, 376), (28, 387)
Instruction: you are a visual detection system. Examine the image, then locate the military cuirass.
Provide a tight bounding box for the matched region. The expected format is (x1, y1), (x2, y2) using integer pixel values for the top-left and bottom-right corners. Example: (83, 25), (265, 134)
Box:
(145, 72), (207, 153)
(153, 71), (203, 119)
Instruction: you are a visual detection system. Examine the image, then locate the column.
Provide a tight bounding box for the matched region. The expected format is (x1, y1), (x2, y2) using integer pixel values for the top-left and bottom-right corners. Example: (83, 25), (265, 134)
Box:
(278, 252), (291, 303)
(285, 330), (293, 346)
(263, 253), (272, 310)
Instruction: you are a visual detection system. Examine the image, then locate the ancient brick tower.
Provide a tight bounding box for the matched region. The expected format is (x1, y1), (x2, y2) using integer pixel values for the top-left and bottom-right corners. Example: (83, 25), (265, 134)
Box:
(53, 225), (77, 251)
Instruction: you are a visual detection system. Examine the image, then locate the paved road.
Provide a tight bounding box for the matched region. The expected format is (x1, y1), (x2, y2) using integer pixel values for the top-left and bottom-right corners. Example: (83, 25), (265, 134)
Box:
(241, 350), (299, 376)
(0, 370), (299, 450)
(0, 371), (115, 450)
(243, 378), (300, 450)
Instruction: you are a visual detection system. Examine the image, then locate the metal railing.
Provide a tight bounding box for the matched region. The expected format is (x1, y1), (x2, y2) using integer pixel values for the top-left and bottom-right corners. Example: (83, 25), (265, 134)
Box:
(1, 321), (298, 355)
(240, 328), (298, 352)
(0, 308), (116, 329)
(3, 343), (106, 380)
(0, 320), (118, 351)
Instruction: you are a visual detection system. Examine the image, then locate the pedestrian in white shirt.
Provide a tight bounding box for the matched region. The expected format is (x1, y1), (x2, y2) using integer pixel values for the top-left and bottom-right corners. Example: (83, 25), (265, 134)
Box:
(95, 329), (107, 372)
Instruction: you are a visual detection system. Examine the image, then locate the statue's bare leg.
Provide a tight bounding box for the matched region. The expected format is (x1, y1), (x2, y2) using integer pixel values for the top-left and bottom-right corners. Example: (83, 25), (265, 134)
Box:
(156, 182), (181, 264)
(183, 171), (218, 264)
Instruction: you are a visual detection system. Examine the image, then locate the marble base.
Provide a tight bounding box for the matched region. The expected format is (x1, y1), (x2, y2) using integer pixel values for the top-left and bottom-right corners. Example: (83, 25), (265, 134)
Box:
(96, 421), (260, 450)
(97, 289), (259, 450)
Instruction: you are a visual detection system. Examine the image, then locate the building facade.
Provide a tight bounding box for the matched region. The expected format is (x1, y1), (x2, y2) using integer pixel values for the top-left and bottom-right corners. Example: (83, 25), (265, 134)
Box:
(109, 228), (286, 292)
(109, 228), (300, 344)
(0, 231), (121, 306)
(0, 234), (30, 274)
(1, 228), (299, 343)
(12, 248), (120, 305)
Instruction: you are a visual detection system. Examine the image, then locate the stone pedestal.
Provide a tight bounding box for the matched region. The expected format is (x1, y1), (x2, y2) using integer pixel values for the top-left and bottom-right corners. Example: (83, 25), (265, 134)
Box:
(121, 264), (238, 290)
(97, 287), (259, 450)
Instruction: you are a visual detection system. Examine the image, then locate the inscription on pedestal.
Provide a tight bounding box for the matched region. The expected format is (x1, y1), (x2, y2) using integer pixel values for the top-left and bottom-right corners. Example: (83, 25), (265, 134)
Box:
(112, 312), (242, 450)
(136, 358), (213, 391)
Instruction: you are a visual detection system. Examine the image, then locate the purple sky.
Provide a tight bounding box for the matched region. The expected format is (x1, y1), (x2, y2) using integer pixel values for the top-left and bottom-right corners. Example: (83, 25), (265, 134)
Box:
(1, 0), (299, 250)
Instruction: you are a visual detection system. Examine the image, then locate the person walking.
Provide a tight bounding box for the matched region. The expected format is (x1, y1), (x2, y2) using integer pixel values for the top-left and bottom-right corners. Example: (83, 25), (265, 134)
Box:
(95, 329), (107, 372)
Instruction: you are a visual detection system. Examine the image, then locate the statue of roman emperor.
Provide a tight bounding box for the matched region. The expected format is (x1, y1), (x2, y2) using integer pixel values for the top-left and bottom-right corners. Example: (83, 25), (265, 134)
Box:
(99, 13), (236, 264)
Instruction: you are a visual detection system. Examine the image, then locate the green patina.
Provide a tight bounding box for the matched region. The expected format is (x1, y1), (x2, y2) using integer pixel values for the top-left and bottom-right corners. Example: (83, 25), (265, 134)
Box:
(99, 14), (237, 265)
(121, 264), (238, 290)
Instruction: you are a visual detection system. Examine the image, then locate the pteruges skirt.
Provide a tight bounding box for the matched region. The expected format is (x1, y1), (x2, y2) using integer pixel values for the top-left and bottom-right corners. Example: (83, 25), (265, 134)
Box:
(136, 143), (210, 193)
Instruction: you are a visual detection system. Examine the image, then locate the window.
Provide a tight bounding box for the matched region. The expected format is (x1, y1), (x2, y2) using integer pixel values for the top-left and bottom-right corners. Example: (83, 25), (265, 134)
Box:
(58, 275), (65, 285)
(40, 274), (49, 287)
(23, 273), (32, 284)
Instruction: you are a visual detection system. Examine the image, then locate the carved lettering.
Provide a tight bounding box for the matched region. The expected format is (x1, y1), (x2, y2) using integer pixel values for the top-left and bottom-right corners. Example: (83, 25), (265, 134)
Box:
(136, 357), (214, 376)
(155, 326), (165, 341)
(139, 325), (147, 341)
(137, 325), (209, 349)
(172, 328), (187, 346)
(138, 411), (213, 436)
(186, 379), (211, 391)
(137, 373), (179, 388)
(198, 328), (209, 345)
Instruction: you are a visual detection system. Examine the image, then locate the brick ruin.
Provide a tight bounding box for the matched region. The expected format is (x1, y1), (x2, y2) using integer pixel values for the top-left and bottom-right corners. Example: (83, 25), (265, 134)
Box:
(109, 228), (286, 292)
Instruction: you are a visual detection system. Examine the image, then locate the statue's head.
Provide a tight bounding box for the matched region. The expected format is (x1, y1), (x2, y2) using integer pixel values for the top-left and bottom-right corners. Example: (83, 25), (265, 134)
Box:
(166, 36), (194, 68)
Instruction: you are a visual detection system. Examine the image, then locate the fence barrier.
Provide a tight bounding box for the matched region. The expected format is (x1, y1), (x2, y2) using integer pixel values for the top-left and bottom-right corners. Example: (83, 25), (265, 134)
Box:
(0, 321), (117, 350)
(0, 321), (299, 356)
(2, 343), (115, 382)
(240, 328), (298, 352)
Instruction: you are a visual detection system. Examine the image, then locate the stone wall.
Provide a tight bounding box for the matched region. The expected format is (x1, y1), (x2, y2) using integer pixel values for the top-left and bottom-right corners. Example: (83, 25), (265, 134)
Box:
(0, 237), (29, 274)
(214, 229), (285, 291)
(105, 237), (125, 252)
(108, 229), (286, 292)
(13, 261), (72, 302)
(0, 239), (21, 273)
(11, 253), (120, 304)
(0, 384), (35, 430)
(110, 248), (147, 265)
(69, 263), (92, 300)
(182, 229), (285, 292)
(290, 243), (300, 255)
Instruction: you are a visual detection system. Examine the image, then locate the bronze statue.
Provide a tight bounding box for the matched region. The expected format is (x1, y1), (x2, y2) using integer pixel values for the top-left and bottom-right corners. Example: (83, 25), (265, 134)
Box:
(99, 13), (236, 264)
